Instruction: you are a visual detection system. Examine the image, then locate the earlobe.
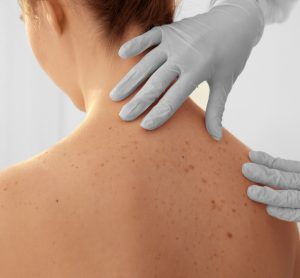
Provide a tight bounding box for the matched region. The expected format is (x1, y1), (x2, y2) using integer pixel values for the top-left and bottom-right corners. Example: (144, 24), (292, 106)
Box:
(43, 0), (65, 35)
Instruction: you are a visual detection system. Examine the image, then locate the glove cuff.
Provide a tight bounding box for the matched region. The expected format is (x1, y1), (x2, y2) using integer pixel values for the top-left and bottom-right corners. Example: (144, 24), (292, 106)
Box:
(209, 0), (265, 47)
(256, 0), (298, 24)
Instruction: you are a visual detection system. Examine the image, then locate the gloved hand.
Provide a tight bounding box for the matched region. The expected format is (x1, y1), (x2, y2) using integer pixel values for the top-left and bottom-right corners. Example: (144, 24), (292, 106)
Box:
(243, 151), (300, 222)
(109, 0), (264, 140)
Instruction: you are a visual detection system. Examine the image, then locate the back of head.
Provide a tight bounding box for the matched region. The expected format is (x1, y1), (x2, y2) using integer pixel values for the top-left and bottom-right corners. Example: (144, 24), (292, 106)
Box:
(18, 0), (176, 110)
(20, 0), (175, 44)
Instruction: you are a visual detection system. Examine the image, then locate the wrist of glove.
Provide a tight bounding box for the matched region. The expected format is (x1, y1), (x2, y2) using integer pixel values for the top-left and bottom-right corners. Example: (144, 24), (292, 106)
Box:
(256, 0), (298, 25)
(209, 0), (265, 47)
(243, 151), (300, 222)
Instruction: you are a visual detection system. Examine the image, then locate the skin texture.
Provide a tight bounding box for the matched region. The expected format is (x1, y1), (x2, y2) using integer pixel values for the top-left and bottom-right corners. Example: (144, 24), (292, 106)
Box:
(0, 0), (299, 277)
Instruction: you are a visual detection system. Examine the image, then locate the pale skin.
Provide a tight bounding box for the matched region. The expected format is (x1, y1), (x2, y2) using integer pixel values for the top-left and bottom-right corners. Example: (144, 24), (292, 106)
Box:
(0, 0), (299, 277)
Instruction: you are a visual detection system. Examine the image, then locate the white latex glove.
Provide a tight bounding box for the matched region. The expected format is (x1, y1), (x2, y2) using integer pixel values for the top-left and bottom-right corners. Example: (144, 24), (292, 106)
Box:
(109, 0), (264, 141)
(243, 151), (300, 222)
(255, 0), (299, 24)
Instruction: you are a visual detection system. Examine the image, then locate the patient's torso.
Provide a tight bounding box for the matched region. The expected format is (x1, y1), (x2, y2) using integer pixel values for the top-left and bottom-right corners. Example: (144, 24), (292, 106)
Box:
(0, 99), (299, 278)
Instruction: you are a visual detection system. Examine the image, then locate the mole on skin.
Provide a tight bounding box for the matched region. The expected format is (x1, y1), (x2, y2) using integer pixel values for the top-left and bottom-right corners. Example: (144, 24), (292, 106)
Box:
(227, 232), (233, 239)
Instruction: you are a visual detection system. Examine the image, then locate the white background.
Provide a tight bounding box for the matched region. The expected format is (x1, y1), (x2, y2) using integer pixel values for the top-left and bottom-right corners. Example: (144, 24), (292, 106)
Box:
(0, 0), (300, 229)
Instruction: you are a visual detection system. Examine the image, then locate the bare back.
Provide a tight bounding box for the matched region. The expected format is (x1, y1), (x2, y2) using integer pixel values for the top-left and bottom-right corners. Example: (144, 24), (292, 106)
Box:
(0, 98), (299, 278)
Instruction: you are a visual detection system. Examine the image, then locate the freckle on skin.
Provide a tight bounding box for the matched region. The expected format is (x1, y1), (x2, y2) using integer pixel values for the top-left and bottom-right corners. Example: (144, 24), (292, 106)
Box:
(56, 199), (59, 203)
(244, 202), (248, 207)
(227, 232), (233, 239)
(181, 155), (185, 159)
(211, 200), (216, 209)
(188, 164), (194, 170)
(201, 178), (207, 183)
(232, 208), (236, 213)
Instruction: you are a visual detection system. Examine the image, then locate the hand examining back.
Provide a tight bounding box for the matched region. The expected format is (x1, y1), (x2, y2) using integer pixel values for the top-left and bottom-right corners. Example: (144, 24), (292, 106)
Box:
(243, 151), (300, 223)
(110, 0), (264, 140)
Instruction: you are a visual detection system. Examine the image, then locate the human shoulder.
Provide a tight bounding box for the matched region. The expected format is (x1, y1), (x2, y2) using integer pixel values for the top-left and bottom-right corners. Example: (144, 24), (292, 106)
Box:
(0, 154), (50, 204)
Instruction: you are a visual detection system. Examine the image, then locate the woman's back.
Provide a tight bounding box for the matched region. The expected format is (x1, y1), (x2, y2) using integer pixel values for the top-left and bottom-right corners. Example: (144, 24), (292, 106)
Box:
(0, 98), (299, 278)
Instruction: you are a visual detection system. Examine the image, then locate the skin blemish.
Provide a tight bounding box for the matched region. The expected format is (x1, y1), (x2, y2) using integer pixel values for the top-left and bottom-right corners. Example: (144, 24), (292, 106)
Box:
(227, 232), (233, 239)
(3, 187), (7, 191)
(211, 200), (223, 211)
(56, 199), (59, 203)
(108, 126), (112, 130)
(244, 202), (248, 207)
(209, 156), (213, 160)
(188, 164), (195, 170)
(231, 208), (236, 213)
(201, 178), (207, 183)
(181, 155), (185, 159)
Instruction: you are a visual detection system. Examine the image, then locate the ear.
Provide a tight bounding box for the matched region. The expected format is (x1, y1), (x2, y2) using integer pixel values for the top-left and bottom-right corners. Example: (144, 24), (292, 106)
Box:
(41, 0), (65, 35)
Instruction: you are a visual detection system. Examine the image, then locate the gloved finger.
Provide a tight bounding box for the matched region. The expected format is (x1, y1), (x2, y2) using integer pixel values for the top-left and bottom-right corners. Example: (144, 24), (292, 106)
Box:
(140, 74), (199, 130)
(243, 163), (300, 190)
(110, 50), (167, 101)
(205, 83), (229, 141)
(247, 185), (300, 208)
(266, 206), (300, 222)
(119, 65), (179, 121)
(249, 151), (300, 173)
(118, 27), (162, 59)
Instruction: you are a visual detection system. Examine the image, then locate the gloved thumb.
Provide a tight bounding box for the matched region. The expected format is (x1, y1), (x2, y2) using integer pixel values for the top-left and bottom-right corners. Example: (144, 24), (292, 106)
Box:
(118, 27), (162, 59)
(205, 83), (230, 141)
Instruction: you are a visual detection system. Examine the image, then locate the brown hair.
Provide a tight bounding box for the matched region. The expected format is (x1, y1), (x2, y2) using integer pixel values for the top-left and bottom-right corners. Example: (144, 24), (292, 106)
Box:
(85, 0), (175, 43)
(20, 0), (175, 44)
